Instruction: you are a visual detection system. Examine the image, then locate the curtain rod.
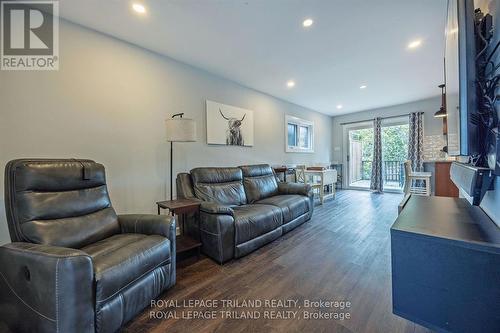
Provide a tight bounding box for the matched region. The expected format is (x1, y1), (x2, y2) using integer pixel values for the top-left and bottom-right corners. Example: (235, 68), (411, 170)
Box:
(339, 112), (423, 126)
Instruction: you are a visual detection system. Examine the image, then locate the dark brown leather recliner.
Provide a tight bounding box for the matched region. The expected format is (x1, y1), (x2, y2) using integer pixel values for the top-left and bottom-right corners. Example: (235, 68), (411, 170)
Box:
(0, 159), (176, 333)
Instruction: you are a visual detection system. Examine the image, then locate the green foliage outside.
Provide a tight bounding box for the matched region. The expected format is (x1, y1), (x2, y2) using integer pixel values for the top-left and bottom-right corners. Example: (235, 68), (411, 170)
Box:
(382, 125), (409, 161)
(350, 124), (409, 180)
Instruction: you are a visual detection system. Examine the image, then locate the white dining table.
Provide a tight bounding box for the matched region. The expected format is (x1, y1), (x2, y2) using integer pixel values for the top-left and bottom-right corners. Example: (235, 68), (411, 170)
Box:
(303, 169), (337, 204)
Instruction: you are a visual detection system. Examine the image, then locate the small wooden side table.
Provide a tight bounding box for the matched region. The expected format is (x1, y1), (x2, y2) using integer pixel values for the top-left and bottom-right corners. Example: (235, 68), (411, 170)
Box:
(156, 199), (202, 258)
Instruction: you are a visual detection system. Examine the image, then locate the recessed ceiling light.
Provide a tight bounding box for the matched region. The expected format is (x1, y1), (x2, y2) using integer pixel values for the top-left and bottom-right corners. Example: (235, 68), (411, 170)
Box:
(286, 80), (296, 88)
(132, 3), (146, 14)
(407, 39), (422, 49)
(336, 104), (343, 109)
(302, 18), (314, 28)
(360, 85), (367, 89)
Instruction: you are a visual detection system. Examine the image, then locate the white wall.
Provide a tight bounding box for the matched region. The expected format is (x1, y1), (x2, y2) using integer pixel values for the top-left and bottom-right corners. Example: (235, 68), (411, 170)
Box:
(331, 96), (443, 162)
(0, 20), (333, 245)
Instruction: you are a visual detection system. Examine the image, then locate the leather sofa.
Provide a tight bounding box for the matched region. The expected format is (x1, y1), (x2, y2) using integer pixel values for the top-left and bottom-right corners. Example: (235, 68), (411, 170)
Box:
(0, 159), (176, 333)
(176, 164), (313, 263)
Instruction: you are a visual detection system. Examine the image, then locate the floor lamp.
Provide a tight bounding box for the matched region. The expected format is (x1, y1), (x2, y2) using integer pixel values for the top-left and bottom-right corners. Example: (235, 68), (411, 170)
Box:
(165, 113), (196, 200)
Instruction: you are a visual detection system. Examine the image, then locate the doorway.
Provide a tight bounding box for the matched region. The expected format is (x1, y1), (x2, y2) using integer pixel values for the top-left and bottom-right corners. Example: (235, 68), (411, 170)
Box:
(347, 126), (374, 189)
(343, 118), (409, 192)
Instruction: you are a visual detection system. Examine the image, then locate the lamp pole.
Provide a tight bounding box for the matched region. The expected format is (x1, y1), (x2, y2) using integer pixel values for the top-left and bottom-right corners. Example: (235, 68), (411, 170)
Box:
(170, 112), (184, 200)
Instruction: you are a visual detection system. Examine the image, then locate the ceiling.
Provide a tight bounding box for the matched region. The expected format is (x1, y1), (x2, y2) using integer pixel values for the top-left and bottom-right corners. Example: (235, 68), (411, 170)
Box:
(58, 0), (447, 116)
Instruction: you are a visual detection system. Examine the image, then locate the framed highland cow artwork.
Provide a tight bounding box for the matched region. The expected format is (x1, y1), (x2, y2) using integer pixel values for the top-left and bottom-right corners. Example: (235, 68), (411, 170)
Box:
(206, 100), (254, 146)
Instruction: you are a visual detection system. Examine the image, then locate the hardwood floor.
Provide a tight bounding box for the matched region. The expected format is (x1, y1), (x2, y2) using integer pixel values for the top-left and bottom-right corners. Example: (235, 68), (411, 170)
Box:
(125, 190), (432, 333)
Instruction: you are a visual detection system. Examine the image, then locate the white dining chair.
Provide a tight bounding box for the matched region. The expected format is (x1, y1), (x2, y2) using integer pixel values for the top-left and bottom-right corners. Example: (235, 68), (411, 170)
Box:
(296, 165), (322, 197)
(403, 160), (432, 196)
(296, 166), (336, 204)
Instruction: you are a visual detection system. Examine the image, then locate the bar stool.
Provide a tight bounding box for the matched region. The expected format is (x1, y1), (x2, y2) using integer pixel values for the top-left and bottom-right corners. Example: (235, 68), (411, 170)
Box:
(403, 160), (432, 196)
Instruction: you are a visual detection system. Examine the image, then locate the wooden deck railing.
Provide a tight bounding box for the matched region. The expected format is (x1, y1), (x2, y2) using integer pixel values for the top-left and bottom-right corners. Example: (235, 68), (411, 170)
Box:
(357, 160), (404, 185)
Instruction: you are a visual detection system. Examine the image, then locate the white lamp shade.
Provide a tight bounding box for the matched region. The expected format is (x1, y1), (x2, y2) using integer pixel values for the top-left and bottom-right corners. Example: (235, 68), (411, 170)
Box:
(165, 118), (196, 142)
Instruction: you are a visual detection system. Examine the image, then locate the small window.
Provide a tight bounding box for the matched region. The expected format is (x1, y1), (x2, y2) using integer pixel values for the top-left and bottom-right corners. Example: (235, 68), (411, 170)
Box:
(285, 115), (314, 153)
(288, 123), (297, 146)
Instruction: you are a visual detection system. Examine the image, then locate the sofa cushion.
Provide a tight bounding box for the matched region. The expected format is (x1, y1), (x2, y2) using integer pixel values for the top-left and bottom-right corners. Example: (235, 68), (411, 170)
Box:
(233, 204), (282, 244)
(81, 233), (170, 303)
(239, 164), (279, 203)
(191, 167), (247, 205)
(256, 195), (310, 223)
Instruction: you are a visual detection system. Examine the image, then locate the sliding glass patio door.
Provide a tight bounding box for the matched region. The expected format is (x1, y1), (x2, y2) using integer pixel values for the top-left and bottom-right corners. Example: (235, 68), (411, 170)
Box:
(343, 117), (409, 192)
(344, 122), (374, 189)
(381, 121), (409, 191)
(349, 128), (372, 188)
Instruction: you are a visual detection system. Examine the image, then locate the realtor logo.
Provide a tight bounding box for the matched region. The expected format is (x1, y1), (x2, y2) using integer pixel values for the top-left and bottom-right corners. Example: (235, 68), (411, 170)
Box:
(1, 0), (59, 70)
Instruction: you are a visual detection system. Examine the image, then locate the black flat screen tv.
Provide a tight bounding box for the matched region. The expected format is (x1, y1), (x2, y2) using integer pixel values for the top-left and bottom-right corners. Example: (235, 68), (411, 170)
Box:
(445, 0), (479, 157)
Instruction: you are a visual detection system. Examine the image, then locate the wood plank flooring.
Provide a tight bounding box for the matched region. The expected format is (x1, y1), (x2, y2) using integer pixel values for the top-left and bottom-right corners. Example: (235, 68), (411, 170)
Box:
(125, 190), (432, 333)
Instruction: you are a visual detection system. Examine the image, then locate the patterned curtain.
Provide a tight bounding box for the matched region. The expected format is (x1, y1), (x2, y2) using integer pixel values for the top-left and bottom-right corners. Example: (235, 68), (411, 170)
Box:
(370, 117), (383, 193)
(408, 112), (424, 172)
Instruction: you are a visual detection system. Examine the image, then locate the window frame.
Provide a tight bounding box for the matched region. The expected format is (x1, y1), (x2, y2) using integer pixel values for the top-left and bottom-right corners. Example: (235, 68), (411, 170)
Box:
(285, 115), (314, 153)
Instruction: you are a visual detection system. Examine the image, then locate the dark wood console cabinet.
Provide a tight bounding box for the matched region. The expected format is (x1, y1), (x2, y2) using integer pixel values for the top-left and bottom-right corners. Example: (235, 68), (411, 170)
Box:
(391, 196), (500, 332)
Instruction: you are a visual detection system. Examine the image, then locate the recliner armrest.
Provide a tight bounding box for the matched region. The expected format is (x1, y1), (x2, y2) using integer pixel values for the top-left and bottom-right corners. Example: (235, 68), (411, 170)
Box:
(278, 182), (312, 196)
(200, 202), (234, 216)
(0, 242), (94, 333)
(118, 214), (176, 240)
(118, 214), (176, 287)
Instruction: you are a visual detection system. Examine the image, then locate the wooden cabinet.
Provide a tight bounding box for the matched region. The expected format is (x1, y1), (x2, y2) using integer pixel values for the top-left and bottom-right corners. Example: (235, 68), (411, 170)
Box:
(435, 161), (459, 197)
